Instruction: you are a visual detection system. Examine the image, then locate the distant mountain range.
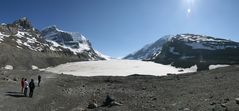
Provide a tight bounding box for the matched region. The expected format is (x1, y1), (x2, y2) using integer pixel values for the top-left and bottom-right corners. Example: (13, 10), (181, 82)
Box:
(124, 34), (239, 71)
(0, 17), (109, 69)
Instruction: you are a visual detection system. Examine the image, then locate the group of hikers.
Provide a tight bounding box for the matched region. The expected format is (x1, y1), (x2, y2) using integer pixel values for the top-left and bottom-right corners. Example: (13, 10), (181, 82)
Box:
(20, 75), (41, 98)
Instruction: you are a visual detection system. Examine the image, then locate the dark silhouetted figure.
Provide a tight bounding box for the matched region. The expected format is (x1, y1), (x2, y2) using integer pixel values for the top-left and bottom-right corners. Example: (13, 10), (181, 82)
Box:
(24, 79), (29, 97)
(38, 75), (41, 87)
(21, 78), (24, 93)
(103, 95), (122, 107)
(29, 79), (35, 98)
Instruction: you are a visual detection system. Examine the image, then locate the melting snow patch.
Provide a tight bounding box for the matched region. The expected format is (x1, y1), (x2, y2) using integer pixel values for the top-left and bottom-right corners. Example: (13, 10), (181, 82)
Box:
(26, 37), (37, 44)
(4, 65), (13, 70)
(16, 46), (22, 49)
(209, 65), (229, 70)
(32, 65), (39, 70)
(16, 31), (25, 38)
(16, 39), (23, 45)
(0, 32), (10, 41)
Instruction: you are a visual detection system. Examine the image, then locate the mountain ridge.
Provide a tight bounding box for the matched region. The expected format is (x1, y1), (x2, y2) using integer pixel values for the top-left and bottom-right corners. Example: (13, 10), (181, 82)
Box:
(0, 17), (109, 69)
(125, 34), (239, 71)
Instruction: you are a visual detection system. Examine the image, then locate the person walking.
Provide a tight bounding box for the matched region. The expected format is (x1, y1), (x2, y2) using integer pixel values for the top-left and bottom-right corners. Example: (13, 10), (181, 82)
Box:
(20, 78), (24, 93)
(23, 78), (29, 97)
(38, 75), (41, 87)
(29, 79), (35, 98)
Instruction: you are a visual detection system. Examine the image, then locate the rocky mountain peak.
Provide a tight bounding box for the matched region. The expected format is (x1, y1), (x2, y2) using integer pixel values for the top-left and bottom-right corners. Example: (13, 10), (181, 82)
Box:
(43, 25), (61, 32)
(12, 17), (33, 29)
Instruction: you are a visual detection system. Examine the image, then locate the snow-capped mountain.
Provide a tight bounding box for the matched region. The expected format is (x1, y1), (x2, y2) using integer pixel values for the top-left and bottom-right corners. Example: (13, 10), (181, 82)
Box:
(125, 34), (239, 71)
(0, 17), (109, 69)
(124, 35), (173, 60)
(41, 26), (109, 60)
(0, 17), (54, 52)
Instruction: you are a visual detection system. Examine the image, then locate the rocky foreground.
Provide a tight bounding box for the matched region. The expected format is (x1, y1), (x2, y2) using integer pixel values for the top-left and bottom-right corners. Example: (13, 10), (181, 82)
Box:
(1, 66), (239, 111)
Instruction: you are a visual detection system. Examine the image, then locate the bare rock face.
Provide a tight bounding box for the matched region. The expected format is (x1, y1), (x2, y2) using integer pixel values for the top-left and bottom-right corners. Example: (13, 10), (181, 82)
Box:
(0, 24), (18, 35)
(13, 17), (33, 29)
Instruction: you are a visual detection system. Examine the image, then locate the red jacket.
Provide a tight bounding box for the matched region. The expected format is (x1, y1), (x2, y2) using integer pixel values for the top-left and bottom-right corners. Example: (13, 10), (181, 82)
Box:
(21, 80), (24, 87)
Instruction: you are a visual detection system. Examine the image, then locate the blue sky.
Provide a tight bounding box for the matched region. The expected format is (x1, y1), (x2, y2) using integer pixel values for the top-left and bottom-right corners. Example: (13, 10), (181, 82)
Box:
(0, 0), (239, 58)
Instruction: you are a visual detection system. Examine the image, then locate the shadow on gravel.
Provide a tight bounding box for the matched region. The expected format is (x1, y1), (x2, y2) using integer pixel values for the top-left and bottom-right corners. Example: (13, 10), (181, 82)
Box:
(5, 91), (25, 98)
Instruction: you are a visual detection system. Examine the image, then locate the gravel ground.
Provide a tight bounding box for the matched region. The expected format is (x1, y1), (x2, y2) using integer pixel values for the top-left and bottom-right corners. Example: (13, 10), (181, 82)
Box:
(1, 66), (239, 111)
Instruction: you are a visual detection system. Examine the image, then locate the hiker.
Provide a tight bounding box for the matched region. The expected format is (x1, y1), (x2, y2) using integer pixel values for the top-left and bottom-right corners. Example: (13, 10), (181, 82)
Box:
(23, 78), (29, 97)
(29, 79), (35, 98)
(38, 75), (41, 87)
(20, 78), (24, 93)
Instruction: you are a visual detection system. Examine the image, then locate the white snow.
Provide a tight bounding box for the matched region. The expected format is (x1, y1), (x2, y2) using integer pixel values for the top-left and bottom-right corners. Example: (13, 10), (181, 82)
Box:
(15, 31), (25, 38)
(179, 34), (229, 42)
(32, 65), (39, 70)
(45, 60), (197, 76)
(0, 32), (10, 41)
(209, 64), (229, 70)
(95, 50), (111, 60)
(186, 43), (214, 50)
(0, 32), (5, 41)
(16, 46), (22, 49)
(4, 65), (13, 70)
(46, 40), (89, 54)
(16, 39), (23, 44)
(26, 37), (37, 44)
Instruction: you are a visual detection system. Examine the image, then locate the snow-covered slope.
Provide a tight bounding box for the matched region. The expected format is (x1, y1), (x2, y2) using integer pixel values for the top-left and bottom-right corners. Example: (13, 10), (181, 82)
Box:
(0, 18), (62, 52)
(175, 34), (239, 50)
(155, 34), (239, 70)
(124, 35), (173, 60)
(0, 17), (110, 69)
(41, 26), (110, 60)
(44, 60), (197, 76)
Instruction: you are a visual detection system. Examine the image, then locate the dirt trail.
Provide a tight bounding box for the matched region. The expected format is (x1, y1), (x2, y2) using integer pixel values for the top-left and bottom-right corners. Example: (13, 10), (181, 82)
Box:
(1, 66), (239, 111)
(0, 70), (58, 111)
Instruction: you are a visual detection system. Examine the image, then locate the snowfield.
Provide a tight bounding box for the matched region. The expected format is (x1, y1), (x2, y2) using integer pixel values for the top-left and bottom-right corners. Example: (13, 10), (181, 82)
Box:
(45, 60), (198, 76)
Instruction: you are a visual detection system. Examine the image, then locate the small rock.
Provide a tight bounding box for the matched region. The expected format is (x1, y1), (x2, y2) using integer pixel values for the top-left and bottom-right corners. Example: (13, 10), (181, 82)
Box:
(2, 78), (8, 81)
(212, 104), (228, 111)
(142, 87), (146, 90)
(87, 103), (98, 109)
(152, 98), (157, 101)
(178, 69), (184, 72)
(220, 103), (226, 108)
(210, 102), (216, 105)
(184, 108), (190, 111)
(235, 98), (239, 104)
(224, 98), (230, 103)
(13, 78), (17, 81)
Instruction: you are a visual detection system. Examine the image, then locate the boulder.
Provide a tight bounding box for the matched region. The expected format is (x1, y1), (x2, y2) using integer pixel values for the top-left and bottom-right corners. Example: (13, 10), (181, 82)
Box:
(87, 103), (98, 109)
